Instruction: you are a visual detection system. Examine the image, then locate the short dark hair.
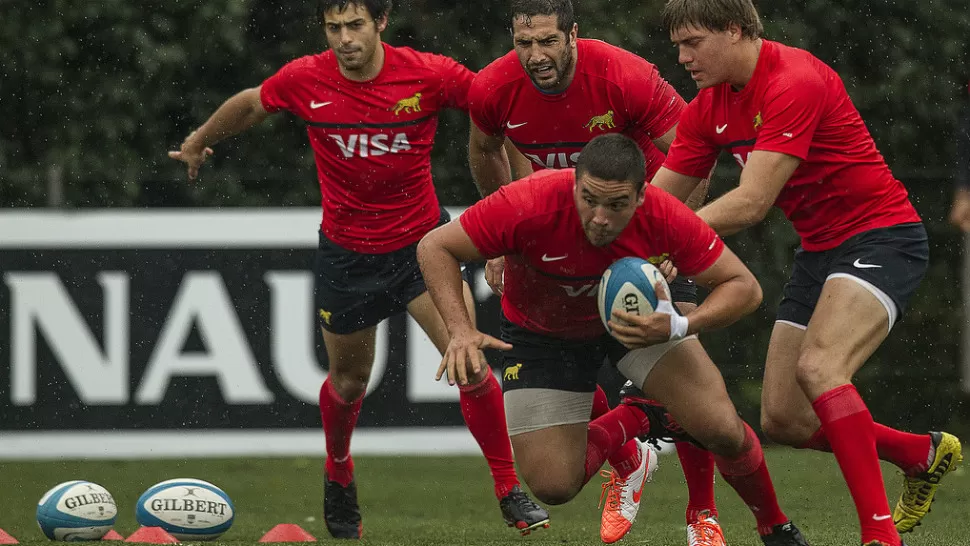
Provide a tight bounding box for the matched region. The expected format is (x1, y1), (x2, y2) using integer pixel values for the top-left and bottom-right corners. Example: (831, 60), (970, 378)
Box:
(318, 0), (392, 22)
(662, 0), (763, 39)
(510, 0), (575, 36)
(575, 134), (646, 190)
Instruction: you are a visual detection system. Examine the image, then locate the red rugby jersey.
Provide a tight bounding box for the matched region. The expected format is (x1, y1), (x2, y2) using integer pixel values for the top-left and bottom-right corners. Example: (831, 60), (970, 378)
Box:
(460, 169), (723, 338)
(469, 39), (684, 178)
(664, 40), (919, 251)
(261, 43), (474, 253)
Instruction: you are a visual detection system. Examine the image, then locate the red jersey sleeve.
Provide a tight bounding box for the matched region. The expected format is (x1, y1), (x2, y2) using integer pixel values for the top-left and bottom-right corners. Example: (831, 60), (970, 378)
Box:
(459, 184), (530, 258)
(259, 57), (309, 114)
(623, 63), (686, 140)
(650, 188), (725, 276)
(429, 54), (475, 111)
(662, 99), (719, 178)
(467, 70), (505, 137)
(753, 70), (827, 159)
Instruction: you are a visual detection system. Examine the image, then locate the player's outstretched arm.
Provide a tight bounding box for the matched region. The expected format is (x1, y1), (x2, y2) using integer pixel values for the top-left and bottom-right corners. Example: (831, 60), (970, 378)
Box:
(697, 150), (800, 235)
(469, 122), (513, 196)
(417, 222), (512, 385)
(168, 86), (271, 179)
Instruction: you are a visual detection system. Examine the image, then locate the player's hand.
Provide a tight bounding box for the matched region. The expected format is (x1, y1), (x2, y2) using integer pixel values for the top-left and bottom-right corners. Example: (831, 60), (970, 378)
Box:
(950, 189), (970, 232)
(608, 280), (673, 349)
(658, 259), (678, 283)
(485, 257), (506, 296)
(436, 328), (512, 386)
(168, 130), (214, 180)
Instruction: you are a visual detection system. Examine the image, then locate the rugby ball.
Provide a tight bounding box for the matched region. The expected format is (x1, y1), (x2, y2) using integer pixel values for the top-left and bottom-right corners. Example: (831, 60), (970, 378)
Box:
(135, 478), (234, 541)
(598, 257), (670, 331)
(36, 480), (117, 541)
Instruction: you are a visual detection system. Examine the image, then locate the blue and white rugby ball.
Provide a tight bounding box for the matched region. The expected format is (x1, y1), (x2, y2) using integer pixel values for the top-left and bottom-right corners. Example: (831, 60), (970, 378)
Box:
(598, 257), (669, 331)
(36, 480), (117, 541)
(136, 478), (234, 541)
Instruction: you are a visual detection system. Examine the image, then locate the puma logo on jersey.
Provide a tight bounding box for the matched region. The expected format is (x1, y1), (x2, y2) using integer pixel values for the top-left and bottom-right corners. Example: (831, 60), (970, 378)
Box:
(391, 92), (422, 115)
(523, 151), (581, 169)
(329, 133), (412, 158)
(584, 110), (615, 132)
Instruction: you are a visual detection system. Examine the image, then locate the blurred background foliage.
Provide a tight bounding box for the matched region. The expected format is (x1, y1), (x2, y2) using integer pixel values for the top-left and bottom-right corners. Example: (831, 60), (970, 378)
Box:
(2, 0), (969, 434)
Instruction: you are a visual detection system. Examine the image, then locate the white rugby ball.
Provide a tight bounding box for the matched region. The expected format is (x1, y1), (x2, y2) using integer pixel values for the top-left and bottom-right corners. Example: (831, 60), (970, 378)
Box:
(135, 478), (234, 541)
(36, 480), (117, 541)
(598, 257), (669, 331)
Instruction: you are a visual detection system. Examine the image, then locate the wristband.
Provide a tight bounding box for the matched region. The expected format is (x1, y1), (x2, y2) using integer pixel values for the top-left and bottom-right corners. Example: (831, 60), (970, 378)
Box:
(655, 299), (690, 341)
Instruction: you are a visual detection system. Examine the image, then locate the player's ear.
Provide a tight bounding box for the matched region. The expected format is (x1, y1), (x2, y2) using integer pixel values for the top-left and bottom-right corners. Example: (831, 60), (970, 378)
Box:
(375, 13), (389, 32)
(569, 23), (578, 43)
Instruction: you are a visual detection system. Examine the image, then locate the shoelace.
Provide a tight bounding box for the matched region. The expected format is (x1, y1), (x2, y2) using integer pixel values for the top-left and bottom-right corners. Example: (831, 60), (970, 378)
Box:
(598, 470), (627, 512)
(687, 519), (723, 546)
(508, 490), (540, 512)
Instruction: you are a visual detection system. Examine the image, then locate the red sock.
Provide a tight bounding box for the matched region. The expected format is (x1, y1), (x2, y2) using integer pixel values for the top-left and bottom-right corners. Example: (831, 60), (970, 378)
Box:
(801, 424), (932, 475)
(319, 378), (363, 487)
(591, 385), (611, 419)
(460, 373), (519, 499)
(813, 384), (899, 545)
(713, 423), (788, 535)
(585, 405), (648, 483)
(677, 442), (718, 523)
(591, 386), (642, 478)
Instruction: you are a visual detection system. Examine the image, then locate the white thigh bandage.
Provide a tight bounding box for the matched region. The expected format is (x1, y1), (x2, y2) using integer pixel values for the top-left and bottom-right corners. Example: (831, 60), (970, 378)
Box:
(616, 335), (698, 390)
(503, 388), (594, 436)
(827, 273), (899, 331)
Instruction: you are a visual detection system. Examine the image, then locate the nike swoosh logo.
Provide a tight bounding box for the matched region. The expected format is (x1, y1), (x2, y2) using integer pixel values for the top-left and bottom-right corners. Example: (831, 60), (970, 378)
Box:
(715, 124), (728, 134)
(541, 254), (567, 262)
(506, 121), (528, 129)
(853, 259), (882, 269)
(872, 514), (892, 521)
(631, 471), (648, 503)
(310, 101), (333, 109)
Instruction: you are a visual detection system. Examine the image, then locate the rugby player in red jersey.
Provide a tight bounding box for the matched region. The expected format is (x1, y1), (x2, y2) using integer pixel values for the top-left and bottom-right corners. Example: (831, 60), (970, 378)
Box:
(419, 134), (809, 546)
(465, 1), (724, 543)
(653, 2), (962, 545)
(168, 0), (549, 538)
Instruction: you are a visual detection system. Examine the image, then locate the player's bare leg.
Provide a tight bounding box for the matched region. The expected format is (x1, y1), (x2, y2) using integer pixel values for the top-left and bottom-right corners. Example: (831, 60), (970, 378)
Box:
(625, 339), (807, 546)
(408, 282), (549, 534)
(785, 277), (960, 545)
(319, 325), (378, 539)
(670, 301), (720, 531)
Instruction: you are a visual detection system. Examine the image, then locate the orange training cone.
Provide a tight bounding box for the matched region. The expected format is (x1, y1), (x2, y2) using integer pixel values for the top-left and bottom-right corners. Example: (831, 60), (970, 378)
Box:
(124, 527), (179, 544)
(102, 530), (125, 541)
(258, 524), (317, 542)
(0, 528), (18, 544)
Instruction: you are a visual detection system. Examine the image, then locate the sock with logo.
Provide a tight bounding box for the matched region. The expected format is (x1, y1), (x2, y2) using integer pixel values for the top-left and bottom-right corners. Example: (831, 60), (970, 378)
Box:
(584, 405), (650, 483)
(713, 422), (789, 535)
(813, 384), (899, 545)
(677, 441), (719, 523)
(319, 378), (363, 487)
(800, 424), (932, 476)
(591, 386), (642, 479)
(460, 372), (520, 499)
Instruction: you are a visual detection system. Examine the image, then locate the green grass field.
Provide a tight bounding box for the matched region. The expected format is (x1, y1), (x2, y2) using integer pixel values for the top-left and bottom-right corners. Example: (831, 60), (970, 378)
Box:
(2, 448), (965, 545)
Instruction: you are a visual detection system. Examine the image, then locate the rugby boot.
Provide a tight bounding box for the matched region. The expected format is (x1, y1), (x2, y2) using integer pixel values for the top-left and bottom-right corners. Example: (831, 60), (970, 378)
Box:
(599, 441), (659, 543)
(324, 475), (362, 539)
(760, 520), (810, 545)
(893, 431), (963, 533)
(687, 510), (726, 546)
(500, 485), (550, 535)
